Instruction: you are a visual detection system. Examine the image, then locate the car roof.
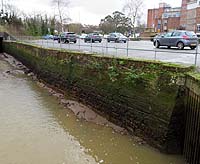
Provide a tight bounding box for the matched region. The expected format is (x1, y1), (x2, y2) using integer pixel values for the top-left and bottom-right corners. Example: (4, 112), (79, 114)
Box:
(171, 30), (195, 33)
(109, 32), (125, 36)
(110, 32), (121, 34)
(91, 32), (99, 34)
(63, 32), (75, 34)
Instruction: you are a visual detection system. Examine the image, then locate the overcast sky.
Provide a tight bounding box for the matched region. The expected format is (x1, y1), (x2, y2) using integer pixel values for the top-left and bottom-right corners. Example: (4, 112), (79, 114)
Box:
(10, 0), (182, 25)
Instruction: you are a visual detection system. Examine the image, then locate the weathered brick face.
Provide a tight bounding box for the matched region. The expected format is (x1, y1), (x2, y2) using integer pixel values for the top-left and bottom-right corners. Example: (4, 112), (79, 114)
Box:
(180, 0), (200, 32)
(167, 17), (181, 31)
(147, 3), (181, 32)
(180, 0), (187, 26)
(147, 9), (159, 28)
(186, 9), (196, 31)
(196, 7), (200, 24)
(147, 0), (200, 32)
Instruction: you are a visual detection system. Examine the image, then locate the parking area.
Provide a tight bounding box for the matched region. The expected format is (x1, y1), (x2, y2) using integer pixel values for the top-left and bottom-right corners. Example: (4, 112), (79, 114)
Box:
(27, 38), (200, 67)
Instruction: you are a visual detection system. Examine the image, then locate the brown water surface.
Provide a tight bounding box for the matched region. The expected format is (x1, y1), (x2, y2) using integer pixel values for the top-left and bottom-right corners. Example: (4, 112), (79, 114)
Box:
(0, 58), (185, 164)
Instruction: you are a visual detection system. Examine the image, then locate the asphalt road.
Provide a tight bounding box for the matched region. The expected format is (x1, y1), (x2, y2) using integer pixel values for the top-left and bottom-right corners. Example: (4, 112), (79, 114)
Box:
(29, 39), (200, 67)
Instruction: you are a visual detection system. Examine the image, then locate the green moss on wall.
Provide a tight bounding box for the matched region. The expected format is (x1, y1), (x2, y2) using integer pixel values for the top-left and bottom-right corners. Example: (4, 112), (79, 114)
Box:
(3, 41), (195, 153)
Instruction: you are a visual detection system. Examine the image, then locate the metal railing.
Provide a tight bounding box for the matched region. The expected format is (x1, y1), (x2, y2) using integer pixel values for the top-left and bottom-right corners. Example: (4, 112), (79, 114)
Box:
(10, 36), (200, 67)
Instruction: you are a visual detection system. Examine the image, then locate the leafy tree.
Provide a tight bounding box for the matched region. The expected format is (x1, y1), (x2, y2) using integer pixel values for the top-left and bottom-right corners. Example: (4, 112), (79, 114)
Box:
(112, 11), (131, 34)
(41, 18), (48, 35)
(99, 15), (115, 34)
(0, 2), (57, 36)
(23, 14), (56, 36)
(0, 4), (24, 34)
(99, 11), (131, 34)
(50, 17), (56, 34)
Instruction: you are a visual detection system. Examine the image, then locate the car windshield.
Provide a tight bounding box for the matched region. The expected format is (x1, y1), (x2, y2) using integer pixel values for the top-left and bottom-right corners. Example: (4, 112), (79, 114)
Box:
(115, 33), (124, 37)
(165, 32), (172, 37)
(68, 34), (76, 36)
(63, 32), (75, 35)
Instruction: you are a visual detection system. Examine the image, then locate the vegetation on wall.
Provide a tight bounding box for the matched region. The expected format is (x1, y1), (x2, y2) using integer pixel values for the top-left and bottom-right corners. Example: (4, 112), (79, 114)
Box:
(3, 41), (194, 153)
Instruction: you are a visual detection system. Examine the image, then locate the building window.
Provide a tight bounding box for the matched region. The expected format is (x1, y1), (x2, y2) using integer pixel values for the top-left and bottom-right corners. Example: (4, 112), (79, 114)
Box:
(163, 20), (167, 26)
(197, 24), (200, 32)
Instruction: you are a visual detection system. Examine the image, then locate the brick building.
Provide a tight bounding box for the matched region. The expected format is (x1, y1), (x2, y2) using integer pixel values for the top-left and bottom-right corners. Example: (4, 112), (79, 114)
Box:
(180, 0), (187, 26)
(180, 0), (200, 33)
(147, 0), (200, 33)
(147, 3), (181, 32)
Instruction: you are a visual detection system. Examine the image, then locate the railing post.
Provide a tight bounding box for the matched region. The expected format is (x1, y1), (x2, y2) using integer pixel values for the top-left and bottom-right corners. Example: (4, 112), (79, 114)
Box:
(154, 40), (157, 60)
(91, 38), (93, 52)
(53, 38), (55, 48)
(126, 39), (129, 57)
(78, 38), (81, 51)
(46, 39), (48, 47)
(102, 40), (104, 55)
(115, 44), (117, 57)
(195, 41), (199, 66)
(106, 40), (108, 55)
(59, 36), (62, 49)
(42, 38), (44, 48)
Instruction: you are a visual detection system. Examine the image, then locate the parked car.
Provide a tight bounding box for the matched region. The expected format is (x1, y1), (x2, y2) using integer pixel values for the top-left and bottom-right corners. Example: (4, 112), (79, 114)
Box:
(42, 34), (54, 40)
(153, 30), (198, 50)
(58, 32), (77, 43)
(84, 33), (102, 43)
(107, 33), (128, 43)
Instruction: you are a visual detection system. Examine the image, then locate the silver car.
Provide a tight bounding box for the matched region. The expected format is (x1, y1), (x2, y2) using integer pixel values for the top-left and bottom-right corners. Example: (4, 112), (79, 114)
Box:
(153, 30), (198, 50)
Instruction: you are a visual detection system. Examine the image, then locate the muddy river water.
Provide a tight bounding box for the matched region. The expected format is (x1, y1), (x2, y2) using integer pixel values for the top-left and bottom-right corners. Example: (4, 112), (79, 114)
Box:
(0, 54), (185, 164)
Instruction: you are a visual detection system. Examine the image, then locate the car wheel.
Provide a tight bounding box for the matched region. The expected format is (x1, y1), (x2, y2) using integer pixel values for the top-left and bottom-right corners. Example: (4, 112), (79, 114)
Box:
(154, 41), (160, 48)
(177, 42), (184, 50)
(58, 39), (60, 43)
(92, 39), (95, 43)
(99, 40), (102, 43)
(124, 40), (126, 43)
(107, 40), (110, 43)
(84, 39), (87, 43)
(74, 41), (77, 44)
(190, 46), (196, 50)
(64, 40), (69, 44)
(167, 46), (171, 49)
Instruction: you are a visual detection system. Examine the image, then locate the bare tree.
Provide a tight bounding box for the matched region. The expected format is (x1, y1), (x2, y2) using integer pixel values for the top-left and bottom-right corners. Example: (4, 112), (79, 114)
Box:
(51, 0), (71, 32)
(123, 0), (143, 37)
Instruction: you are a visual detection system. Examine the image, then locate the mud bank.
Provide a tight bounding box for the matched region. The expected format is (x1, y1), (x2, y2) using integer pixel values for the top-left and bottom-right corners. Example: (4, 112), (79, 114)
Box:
(0, 53), (127, 135)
